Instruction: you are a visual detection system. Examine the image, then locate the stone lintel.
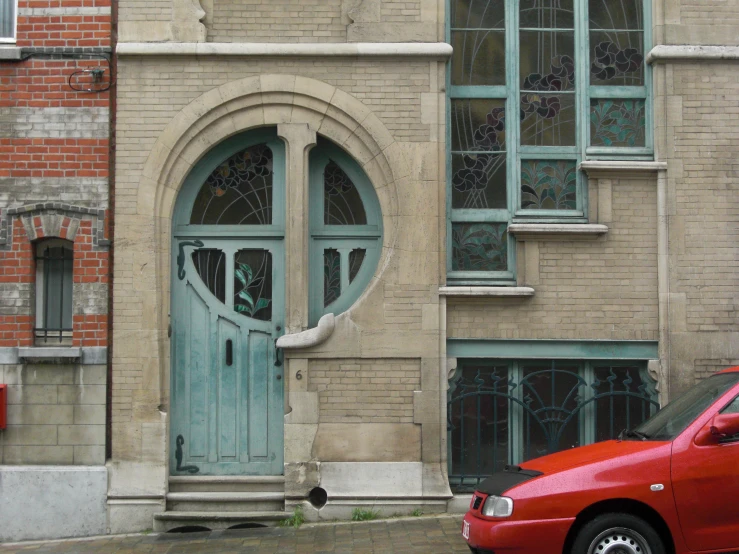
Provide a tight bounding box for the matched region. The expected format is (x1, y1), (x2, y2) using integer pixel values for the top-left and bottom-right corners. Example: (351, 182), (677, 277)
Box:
(508, 223), (609, 241)
(117, 42), (454, 58)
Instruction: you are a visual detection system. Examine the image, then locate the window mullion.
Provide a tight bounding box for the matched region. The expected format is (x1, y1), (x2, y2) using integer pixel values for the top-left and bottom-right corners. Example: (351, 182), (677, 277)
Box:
(507, 0), (519, 227)
(578, 0), (589, 161)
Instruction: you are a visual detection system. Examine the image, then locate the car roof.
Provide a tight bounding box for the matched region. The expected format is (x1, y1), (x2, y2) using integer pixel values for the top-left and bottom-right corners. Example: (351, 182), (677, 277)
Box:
(717, 366), (739, 374)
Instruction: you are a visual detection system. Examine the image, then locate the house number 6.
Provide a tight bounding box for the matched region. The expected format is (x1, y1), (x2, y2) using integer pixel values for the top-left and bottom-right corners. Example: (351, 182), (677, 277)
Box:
(295, 370), (303, 380)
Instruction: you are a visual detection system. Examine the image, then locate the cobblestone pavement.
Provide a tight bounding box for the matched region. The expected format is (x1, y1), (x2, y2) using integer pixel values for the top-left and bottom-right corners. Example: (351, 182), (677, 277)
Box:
(0, 516), (469, 554)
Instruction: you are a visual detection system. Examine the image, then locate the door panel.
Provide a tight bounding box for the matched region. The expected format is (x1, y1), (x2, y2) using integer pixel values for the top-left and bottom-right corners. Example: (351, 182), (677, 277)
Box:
(672, 395), (739, 551)
(171, 239), (283, 476)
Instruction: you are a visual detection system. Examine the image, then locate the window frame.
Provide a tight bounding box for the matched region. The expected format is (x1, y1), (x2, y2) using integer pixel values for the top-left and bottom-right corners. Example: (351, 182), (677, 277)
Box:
(446, 0), (652, 284)
(308, 143), (383, 326)
(0, 0), (18, 44)
(34, 238), (74, 344)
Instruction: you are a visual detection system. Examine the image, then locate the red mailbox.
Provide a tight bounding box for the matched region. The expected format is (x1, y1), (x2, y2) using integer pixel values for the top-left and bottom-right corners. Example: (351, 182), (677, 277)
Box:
(0, 384), (6, 429)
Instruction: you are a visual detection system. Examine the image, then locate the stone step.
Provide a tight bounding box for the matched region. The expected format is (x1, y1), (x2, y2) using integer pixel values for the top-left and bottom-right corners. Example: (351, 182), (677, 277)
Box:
(168, 476), (285, 493)
(153, 511), (290, 532)
(166, 492), (285, 513)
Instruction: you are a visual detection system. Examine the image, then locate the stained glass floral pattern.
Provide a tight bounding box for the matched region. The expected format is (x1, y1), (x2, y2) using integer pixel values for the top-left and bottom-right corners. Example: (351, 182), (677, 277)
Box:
(233, 250), (272, 321)
(451, 100), (507, 209)
(190, 145), (273, 225)
(324, 161), (367, 225)
(521, 161), (577, 210)
(452, 223), (508, 272)
(590, 37), (644, 85)
(590, 99), (645, 147)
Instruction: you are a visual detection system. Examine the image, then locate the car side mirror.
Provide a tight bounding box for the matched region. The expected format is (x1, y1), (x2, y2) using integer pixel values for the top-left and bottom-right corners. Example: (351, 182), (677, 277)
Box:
(694, 412), (739, 446)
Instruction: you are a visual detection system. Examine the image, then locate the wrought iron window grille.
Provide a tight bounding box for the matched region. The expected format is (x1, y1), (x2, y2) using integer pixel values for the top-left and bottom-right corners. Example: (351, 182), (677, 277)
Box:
(35, 243), (74, 344)
(447, 359), (659, 492)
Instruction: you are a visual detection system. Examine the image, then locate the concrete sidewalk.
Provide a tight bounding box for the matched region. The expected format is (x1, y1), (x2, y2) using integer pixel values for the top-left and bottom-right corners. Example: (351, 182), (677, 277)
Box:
(0, 515), (469, 553)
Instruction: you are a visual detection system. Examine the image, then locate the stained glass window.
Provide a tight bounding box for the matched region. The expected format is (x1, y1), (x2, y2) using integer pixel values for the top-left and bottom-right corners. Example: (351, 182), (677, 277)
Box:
(448, 0), (650, 282)
(233, 249), (272, 321)
(310, 140), (382, 325)
(190, 144), (273, 225)
(192, 249), (226, 303)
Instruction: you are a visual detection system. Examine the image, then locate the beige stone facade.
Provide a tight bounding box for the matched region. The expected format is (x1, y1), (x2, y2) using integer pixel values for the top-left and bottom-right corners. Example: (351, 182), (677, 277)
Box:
(109, 0), (739, 533)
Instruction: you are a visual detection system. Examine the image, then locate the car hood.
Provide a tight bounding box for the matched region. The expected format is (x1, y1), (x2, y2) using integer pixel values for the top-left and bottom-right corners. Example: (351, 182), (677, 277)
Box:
(519, 439), (668, 476)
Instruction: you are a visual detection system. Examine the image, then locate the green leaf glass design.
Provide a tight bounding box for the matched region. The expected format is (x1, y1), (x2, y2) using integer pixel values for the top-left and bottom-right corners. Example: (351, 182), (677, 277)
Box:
(451, 223), (508, 272)
(233, 250), (272, 321)
(520, 160), (577, 210)
(590, 99), (646, 147)
(324, 249), (341, 307)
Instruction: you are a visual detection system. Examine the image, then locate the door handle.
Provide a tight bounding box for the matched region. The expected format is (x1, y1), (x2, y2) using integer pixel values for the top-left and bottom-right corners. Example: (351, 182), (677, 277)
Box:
(225, 339), (233, 366)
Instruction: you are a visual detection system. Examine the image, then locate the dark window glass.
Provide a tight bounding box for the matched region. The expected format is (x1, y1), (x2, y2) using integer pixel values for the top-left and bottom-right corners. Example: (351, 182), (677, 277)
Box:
(323, 249), (341, 307)
(324, 161), (367, 225)
(451, 223), (508, 272)
(192, 249), (226, 303)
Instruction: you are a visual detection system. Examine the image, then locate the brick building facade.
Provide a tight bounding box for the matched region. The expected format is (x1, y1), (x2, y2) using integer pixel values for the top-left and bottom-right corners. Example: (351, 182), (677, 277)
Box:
(0, 0), (112, 541)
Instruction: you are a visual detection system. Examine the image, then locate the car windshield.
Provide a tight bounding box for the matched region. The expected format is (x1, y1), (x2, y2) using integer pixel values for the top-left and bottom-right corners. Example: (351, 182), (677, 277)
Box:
(630, 372), (739, 441)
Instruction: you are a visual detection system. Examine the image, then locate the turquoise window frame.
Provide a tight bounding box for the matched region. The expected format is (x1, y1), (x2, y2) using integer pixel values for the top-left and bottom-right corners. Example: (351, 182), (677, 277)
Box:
(308, 143), (383, 326)
(446, 0), (652, 283)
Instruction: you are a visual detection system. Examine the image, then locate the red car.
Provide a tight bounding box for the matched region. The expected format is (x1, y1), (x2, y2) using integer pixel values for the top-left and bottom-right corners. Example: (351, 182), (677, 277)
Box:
(462, 366), (739, 554)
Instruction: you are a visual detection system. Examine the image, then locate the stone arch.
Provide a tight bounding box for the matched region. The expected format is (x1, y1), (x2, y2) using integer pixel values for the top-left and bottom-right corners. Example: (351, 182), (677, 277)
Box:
(135, 74), (406, 403)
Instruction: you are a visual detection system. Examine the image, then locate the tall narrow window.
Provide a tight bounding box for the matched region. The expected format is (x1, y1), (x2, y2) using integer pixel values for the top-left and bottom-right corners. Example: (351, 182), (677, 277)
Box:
(0, 0), (17, 42)
(448, 0), (650, 283)
(309, 139), (383, 325)
(35, 240), (74, 343)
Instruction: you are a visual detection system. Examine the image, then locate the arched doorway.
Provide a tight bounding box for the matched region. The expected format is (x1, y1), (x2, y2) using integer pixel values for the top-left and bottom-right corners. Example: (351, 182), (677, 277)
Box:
(169, 129), (382, 476)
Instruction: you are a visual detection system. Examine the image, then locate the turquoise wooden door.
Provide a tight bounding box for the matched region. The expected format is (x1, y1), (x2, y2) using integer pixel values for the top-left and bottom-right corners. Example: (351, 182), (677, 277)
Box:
(170, 132), (285, 476)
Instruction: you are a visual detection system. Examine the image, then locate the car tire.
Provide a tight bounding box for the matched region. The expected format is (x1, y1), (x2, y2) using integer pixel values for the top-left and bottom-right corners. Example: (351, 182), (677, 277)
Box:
(571, 513), (666, 554)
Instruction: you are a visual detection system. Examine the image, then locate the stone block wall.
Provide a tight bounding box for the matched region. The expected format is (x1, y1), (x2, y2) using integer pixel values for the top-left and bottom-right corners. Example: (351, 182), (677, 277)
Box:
(0, 364), (107, 465)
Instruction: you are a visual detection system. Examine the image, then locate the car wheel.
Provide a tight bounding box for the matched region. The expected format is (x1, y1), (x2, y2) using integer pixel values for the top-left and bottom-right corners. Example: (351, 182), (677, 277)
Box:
(572, 513), (666, 554)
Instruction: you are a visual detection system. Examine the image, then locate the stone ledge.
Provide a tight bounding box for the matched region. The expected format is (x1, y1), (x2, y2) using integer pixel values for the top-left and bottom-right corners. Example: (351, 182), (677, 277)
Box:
(0, 47), (22, 61)
(18, 347), (82, 362)
(117, 42), (454, 58)
(579, 160), (667, 179)
(0, 346), (106, 365)
(508, 223), (609, 241)
(439, 286), (535, 297)
(647, 45), (739, 64)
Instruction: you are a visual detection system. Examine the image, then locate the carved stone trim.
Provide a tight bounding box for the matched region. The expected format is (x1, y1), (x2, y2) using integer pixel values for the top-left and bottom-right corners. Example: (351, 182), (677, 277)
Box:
(117, 42), (454, 58)
(647, 45), (739, 64)
(276, 313), (336, 349)
(0, 203), (108, 250)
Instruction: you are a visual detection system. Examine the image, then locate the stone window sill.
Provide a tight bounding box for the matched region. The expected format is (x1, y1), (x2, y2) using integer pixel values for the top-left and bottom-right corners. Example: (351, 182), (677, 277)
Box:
(18, 347), (82, 363)
(439, 286), (535, 298)
(508, 223), (608, 241)
(0, 47), (22, 61)
(579, 160), (667, 179)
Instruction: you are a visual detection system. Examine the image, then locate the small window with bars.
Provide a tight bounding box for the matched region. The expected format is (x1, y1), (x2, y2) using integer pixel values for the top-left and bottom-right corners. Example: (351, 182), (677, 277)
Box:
(35, 240), (74, 343)
(0, 0), (17, 42)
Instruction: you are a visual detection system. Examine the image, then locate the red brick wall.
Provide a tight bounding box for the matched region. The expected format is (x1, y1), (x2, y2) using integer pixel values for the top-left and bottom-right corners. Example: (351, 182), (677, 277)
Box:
(0, 0), (111, 349)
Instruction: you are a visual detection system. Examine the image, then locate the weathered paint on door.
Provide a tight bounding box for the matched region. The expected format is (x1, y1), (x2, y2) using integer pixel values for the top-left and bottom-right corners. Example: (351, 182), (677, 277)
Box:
(170, 132), (285, 476)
